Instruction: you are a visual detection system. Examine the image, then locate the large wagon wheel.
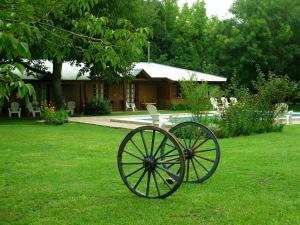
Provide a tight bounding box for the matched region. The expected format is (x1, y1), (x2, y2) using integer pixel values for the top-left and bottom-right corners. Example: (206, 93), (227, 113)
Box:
(118, 126), (185, 198)
(169, 122), (220, 183)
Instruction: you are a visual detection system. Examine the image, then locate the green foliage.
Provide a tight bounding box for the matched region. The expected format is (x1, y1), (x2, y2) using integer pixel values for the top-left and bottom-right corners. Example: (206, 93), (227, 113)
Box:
(41, 105), (68, 125)
(207, 0), (300, 83)
(179, 74), (211, 120)
(209, 85), (224, 98)
(219, 71), (298, 137)
(226, 73), (252, 102)
(0, 0), (149, 108)
(168, 104), (190, 111)
(84, 98), (112, 115)
(219, 101), (283, 138)
(138, 0), (300, 86)
(253, 68), (299, 109)
(147, 0), (208, 71)
(0, 63), (36, 108)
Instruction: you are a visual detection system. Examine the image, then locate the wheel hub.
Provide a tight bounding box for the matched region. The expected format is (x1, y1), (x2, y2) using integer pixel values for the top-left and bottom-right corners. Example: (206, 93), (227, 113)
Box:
(184, 148), (194, 159)
(144, 157), (156, 171)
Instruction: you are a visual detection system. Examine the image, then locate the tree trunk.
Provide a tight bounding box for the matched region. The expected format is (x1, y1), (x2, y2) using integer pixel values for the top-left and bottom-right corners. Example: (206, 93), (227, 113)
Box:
(52, 60), (63, 109)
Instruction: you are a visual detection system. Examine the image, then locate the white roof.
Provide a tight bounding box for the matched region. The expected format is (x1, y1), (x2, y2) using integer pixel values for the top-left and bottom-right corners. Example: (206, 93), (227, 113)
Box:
(44, 61), (90, 80)
(22, 61), (226, 82)
(132, 62), (227, 82)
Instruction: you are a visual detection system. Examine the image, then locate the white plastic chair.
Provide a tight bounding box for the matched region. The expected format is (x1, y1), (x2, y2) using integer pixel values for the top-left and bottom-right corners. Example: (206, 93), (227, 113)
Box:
(221, 97), (229, 109)
(8, 102), (21, 118)
(146, 104), (169, 128)
(275, 103), (292, 124)
(210, 97), (219, 111)
(66, 101), (76, 116)
(27, 102), (41, 118)
(230, 97), (238, 105)
(126, 101), (136, 111)
(131, 103), (136, 111)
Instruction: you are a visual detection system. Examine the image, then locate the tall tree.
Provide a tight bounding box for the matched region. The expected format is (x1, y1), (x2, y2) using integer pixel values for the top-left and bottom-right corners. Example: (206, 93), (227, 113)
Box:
(206, 0), (300, 84)
(0, 0), (148, 108)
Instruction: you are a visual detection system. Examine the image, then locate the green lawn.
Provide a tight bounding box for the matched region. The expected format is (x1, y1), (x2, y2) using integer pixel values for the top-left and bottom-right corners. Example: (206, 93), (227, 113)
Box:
(0, 120), (299, 225)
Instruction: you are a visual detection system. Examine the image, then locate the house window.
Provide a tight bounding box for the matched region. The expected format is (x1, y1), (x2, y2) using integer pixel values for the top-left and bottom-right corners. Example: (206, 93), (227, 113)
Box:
(126, 83), (135, 103)
(176, 84), (183, 98)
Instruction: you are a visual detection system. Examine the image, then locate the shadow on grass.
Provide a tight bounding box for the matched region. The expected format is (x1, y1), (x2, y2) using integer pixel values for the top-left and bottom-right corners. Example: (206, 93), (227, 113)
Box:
(0, 117), (40, 125)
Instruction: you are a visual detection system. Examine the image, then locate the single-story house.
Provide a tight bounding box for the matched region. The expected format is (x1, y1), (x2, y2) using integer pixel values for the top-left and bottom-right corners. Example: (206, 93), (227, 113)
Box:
(23, 61), (227, 111)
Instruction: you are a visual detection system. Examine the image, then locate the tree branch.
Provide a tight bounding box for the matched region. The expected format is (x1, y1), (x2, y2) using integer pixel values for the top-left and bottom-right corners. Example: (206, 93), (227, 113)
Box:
(36, 21), (105, 43)
(17, 60), (52, 76)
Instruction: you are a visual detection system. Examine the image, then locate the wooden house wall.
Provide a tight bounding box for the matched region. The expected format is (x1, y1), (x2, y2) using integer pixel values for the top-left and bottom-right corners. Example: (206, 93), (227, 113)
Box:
(136, 82), (157, 109)
(157, 82), (171, 109)
(108, 83), (124, 111)
(24, 79), (225, 112)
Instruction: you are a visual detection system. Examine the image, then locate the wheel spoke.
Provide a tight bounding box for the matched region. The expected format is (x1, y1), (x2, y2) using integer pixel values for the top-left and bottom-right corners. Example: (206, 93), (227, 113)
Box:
(180, 127), (188, 148)
(130, 138), (146, 158)
(191, 158), (200, 180)
(190, 130), (203, 150)
(186, 159), (190, 182)
(175, 166), (181, 175)
(157, 165), (179, 178)
(140, 130), (149, 156)
(125, 166), (144, 178)
(133, 169), (147, 190)
(193, 157), (209, 173)
(124, 150), (144, 161)
(122, 162), (144, 165)
(153, 136), (167, 158)
(194, 148), (216, 153)
(164, 154), (181, 158)
(157, 162), (181, 165)
(166, 158), (180, 169)
(164, 142), (176, 149)
(195, 155), (215, 163)
(146, 171), (151, 197)
(192, 137), (210, 150)
(150, 130), (155, 156)
(152, 171), (160, 196)
(157, 157), (180, 164)
(154, 169), (172, 190)
(188, 125), (194, 148)
(155, 147), (177, 160)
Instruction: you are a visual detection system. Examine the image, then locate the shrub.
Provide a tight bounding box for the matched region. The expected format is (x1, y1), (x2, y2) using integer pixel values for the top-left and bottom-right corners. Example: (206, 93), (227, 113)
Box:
(84, 98), (112, 115)
(41, 104), (68, 125)
(218, 71), (296, 137)
(179, 74), (211, 119)
(168, 104), (190, 111)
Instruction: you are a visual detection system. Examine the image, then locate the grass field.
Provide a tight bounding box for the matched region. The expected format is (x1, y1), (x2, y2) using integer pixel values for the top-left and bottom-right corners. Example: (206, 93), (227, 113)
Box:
(0, 119), (299, 225)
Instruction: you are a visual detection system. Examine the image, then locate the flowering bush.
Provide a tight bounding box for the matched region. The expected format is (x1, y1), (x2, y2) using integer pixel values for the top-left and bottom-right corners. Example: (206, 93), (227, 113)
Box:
(41, 103), (68, 125)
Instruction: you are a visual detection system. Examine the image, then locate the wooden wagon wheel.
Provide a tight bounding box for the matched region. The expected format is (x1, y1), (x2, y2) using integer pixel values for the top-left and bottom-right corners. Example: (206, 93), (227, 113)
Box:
(168, 122), (220, 183)
(118, 126), (185, 198)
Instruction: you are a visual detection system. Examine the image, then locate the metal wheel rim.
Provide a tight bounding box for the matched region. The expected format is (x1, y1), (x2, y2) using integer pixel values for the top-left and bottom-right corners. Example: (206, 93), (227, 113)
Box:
(118, 126), (185, 198)
(169, 121), (220, 183)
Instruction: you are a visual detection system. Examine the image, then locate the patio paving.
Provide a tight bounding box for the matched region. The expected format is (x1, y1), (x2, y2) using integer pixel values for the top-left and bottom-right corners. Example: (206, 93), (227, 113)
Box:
(68, 115), (147, 130)
(68, 113), (300, 130)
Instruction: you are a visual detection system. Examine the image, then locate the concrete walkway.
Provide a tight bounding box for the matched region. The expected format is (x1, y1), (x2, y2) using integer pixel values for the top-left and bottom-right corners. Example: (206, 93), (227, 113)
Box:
(69, 113), (300, 130)
(68, 115), (147, 130)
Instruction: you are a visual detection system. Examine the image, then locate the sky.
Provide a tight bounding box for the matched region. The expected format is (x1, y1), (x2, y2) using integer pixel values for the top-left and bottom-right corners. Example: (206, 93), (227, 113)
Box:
(177, 0), (235, 19)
